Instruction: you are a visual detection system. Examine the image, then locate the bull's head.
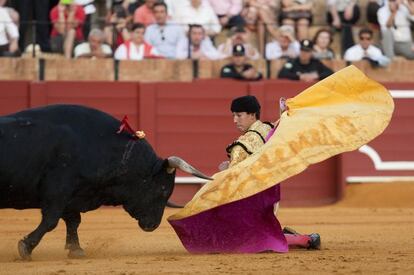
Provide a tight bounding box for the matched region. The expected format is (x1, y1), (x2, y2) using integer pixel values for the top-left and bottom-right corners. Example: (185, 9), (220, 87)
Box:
(124, 156), (212, 232)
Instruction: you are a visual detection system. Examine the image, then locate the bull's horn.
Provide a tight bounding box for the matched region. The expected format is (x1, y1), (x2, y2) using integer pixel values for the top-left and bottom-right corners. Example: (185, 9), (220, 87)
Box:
(167, 156), (213, 180)
(166, 201), (184, 208)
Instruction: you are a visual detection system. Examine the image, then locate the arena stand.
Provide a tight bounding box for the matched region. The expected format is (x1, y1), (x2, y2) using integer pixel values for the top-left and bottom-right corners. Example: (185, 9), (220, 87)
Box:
(0, 77), (413, 206)
(3, 57), (414, 82)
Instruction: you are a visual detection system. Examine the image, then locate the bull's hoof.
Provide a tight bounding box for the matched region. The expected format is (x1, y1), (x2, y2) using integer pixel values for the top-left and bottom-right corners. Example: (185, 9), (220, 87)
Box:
(68, 248), (85, 259)
(18, 240), (32, 261)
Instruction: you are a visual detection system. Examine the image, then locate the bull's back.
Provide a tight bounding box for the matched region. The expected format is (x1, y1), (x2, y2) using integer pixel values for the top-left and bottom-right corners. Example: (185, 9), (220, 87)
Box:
(10, 105), (120, 140)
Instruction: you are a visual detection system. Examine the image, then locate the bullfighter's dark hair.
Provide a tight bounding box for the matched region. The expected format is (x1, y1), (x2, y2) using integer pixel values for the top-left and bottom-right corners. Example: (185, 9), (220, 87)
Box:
(231, 95), (261, 119)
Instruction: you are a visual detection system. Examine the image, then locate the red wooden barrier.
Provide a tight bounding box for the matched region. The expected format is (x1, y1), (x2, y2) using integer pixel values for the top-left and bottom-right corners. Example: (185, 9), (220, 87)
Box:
(0, 81), (30, 115)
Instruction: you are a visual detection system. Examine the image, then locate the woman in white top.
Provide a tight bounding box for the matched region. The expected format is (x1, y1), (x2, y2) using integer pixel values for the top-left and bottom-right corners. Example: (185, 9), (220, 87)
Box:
(114, 22), (160, 60)
(312, 28), (335, 60)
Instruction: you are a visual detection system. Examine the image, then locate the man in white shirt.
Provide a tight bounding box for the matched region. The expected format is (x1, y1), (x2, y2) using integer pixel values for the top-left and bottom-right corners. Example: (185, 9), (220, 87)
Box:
(173, 0), (221, 36)
(377, 0), (414, 59)
(344, 28), (390, 66)
(265, 25), (300, 60)
(176, 24), (222, 59)
(0, 2), (19, 56)
(144, 2), (186, 59)
(114, 23), (159, 60)
(74, 28), (112, 58)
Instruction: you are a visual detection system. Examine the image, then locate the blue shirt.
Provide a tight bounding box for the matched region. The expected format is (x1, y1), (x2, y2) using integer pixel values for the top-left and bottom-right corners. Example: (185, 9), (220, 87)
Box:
(144, 22), (186, 59)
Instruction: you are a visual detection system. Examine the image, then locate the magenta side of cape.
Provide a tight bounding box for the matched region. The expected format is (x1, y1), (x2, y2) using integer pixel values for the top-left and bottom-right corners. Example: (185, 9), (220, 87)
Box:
(168, 125), (287, 253)
(169, 184), (288, 253)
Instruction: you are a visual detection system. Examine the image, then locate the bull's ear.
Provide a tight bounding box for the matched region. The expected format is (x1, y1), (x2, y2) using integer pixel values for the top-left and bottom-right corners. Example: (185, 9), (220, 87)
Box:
(165, 159), (176, 174)
(152, 159), (175, 175)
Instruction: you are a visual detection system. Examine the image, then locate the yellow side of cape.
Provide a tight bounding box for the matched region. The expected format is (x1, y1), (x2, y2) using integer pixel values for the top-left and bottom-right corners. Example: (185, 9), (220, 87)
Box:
(169, 65), (394, 221)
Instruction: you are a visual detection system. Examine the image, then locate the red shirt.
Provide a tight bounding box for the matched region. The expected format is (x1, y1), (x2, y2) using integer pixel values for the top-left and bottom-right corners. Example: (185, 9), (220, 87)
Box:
(50, 5), (86, 41)
(133, 5), (155, 26)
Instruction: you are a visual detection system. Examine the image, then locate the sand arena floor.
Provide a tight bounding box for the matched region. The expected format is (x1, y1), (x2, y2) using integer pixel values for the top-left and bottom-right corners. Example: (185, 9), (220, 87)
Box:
(1, 183), (414, 274)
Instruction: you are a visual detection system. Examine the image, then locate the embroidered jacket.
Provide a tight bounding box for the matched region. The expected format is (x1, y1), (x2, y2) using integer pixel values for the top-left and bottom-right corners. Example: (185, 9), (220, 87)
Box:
(226, 120), (273, 167)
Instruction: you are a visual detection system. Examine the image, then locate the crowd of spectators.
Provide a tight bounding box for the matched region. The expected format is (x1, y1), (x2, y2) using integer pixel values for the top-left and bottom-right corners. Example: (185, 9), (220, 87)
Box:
(1, 0), (414, 81)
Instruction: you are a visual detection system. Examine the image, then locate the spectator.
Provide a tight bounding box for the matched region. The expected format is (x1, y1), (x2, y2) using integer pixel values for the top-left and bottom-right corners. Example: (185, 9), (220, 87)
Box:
(3, 4), (19, 25)
(208, 0), (245, 29)
(279, 0), (313, 41)
(220, 44), (263, 80)
(74, 28), (113, 58)
(326, 0), (360, 55)
(104, 4), (131, 50)
(126, 0), (145, 15)
(115, 22), (160, 60)
(278, 39), (333, 81)
(144, 2), (186, 59)
(344, 28), (390, 67)
(176, 24), (222, 60)
(265, 24), (300, 59)
(133, 0), (156, 26)
(366, 0), (383, 27)
(378, 0), (414, 60)
(10, 0), (50, 52)
(75, 0), (96, 38)
(0, 0), (19, 56)
(241, 0), (278, 54)
(173, 0), (221, 36)
(312, 28), (335, 60)
(217, 25), (260, 60)
(50, 0), (86, 58)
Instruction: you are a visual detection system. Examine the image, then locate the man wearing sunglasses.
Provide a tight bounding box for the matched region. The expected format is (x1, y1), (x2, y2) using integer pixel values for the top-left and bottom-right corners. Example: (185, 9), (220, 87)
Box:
(144, 2), (186, 59)
(344, 28), (390, 67)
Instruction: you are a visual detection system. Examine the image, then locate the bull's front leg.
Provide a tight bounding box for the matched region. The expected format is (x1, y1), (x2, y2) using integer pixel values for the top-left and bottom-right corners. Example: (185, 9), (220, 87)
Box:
(63, 211), (85, 258)
(18, 207), (62, 261)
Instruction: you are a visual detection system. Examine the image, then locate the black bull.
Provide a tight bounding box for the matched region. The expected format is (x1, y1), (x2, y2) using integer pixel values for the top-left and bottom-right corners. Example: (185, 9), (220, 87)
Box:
(0, 105), (211, 260)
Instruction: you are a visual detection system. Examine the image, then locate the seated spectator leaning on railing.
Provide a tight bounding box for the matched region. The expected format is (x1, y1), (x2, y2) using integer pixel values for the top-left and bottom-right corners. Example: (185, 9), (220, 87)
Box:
(312, 28), (335, 60)
(0, 0), (19, 56)
(378, 0), (414, 60)
(208, 0), (245, 29)
(144, 2), (185, 59)
(278, 39), (333, 82)
(133, 0), (156, 26)
(220, 44), (263, 80)
(50, 0), (86, 58)
(115, 22), (160, 60)
(172, 0), (221, 37)
(344, 28), (390, 67)
(217, 25), (260, 60)
(176, 24), (222, 60)
(265, 24), (300, 60)
(74, 28), (112, 58)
